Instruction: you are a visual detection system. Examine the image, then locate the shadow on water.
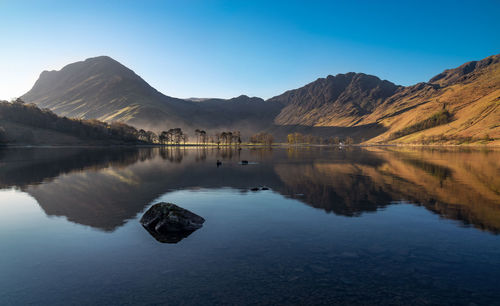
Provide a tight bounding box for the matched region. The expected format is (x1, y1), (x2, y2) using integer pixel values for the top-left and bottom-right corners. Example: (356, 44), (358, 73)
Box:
(0, 146), (499, 234)
(142, 226), (198, 244)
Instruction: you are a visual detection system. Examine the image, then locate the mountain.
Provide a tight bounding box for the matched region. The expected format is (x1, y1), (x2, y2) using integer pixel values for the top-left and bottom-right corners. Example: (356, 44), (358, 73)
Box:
(268, 54), (500, 144)
(22, 56), (282, 134)
(22, 56), (187, 125)
(21, 54), (500, 144)
(268, 72), (401, 126)
(366, 54), (500, 144)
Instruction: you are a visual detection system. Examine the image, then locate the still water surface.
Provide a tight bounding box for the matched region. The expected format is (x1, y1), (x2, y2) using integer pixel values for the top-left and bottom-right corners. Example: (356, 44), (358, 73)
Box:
(0, 147), (499, 305)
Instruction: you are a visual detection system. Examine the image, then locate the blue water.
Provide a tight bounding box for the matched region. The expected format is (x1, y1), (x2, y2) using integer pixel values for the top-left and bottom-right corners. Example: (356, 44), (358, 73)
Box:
(0, 147), (499, 305)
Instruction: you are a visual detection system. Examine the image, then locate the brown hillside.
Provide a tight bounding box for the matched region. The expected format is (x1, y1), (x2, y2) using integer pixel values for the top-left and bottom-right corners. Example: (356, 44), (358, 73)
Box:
(367, 54), (500, 144)
(268, 54), (499, 144)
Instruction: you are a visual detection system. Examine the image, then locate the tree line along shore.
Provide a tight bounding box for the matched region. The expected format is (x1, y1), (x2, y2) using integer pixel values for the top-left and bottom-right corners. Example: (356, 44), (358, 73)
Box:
(0, 99), (359, 147)
(2, 99), (493, 147)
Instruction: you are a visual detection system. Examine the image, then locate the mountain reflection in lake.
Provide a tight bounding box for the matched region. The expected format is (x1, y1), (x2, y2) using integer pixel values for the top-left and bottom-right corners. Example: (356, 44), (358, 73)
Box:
(1, 146), (499, 305)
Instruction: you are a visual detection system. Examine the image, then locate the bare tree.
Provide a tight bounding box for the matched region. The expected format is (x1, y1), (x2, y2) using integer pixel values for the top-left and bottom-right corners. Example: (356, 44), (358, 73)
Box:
(159, 131), (169, 145)
(215, 133), (221, 146)
(194, 129), (201, 145)
(200, 130), (207, 145)
(250, 132), (274, 146)
(235, 131), (241, 146)
(221, 132), (227, 145)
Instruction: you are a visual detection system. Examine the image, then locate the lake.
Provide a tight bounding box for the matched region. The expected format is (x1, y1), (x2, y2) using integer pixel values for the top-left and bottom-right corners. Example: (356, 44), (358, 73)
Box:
(1, 146), (499, 305)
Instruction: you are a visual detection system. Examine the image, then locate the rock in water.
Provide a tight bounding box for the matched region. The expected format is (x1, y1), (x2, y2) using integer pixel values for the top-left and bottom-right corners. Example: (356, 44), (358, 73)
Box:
(140, 202), (205, 243)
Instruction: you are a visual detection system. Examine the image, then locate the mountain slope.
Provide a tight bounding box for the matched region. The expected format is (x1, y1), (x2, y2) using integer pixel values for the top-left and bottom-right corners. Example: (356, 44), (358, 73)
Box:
(22, 56), (192, 127)
(22, 56), (282, 134)
(0, 100), (153, 145)
(366, 54), (500, 143)
(268, 72), (401, 126)
(267, 54), (500, 144)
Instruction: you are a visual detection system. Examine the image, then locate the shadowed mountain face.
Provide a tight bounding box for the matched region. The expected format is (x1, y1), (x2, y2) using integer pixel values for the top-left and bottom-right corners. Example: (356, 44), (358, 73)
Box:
(1, 147), (499, 234)
(269, 73), (401, 126)
(20, 54), (500, 142)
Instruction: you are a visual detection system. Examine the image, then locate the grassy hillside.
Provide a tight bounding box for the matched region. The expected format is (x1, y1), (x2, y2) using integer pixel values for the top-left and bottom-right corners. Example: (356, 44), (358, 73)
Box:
(366, 54), (500, 145)
(267, 54), (499, 144)
(0, 100), (155, 145)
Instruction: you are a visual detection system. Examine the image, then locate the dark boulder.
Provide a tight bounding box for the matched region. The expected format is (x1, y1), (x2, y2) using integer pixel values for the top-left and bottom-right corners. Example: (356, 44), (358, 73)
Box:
(250, 186), (271, 191)
(140, 202), (205, 243)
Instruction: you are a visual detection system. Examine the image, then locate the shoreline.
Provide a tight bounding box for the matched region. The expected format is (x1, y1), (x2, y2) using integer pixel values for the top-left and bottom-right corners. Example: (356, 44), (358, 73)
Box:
(1, 143), (499, 149)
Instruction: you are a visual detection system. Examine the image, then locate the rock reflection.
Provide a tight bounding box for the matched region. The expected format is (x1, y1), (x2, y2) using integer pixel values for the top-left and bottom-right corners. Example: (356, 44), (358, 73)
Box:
(0, 146), (499, 234)
(144, 228), (198, 243)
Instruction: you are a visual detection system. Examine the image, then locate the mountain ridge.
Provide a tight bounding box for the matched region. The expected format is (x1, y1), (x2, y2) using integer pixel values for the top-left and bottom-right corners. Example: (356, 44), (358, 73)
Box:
(268, 72), (402, 126)
(21, 54), (500, 143)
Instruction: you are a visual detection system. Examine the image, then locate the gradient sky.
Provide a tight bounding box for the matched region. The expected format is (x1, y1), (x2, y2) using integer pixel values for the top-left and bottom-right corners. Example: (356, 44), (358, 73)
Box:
(0, 0), (499, 100)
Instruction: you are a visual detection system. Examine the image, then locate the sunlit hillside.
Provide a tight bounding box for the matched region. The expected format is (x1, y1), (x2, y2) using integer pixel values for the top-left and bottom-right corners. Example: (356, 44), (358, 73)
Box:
(367, 55), (500, 144)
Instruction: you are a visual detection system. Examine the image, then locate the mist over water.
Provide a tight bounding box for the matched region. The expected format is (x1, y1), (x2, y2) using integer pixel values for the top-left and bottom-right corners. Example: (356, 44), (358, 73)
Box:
(1, 146), (499, 305)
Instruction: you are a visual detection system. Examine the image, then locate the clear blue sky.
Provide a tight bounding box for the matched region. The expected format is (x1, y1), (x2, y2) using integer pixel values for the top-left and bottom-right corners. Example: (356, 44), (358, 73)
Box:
(0, 0), (499, 100)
